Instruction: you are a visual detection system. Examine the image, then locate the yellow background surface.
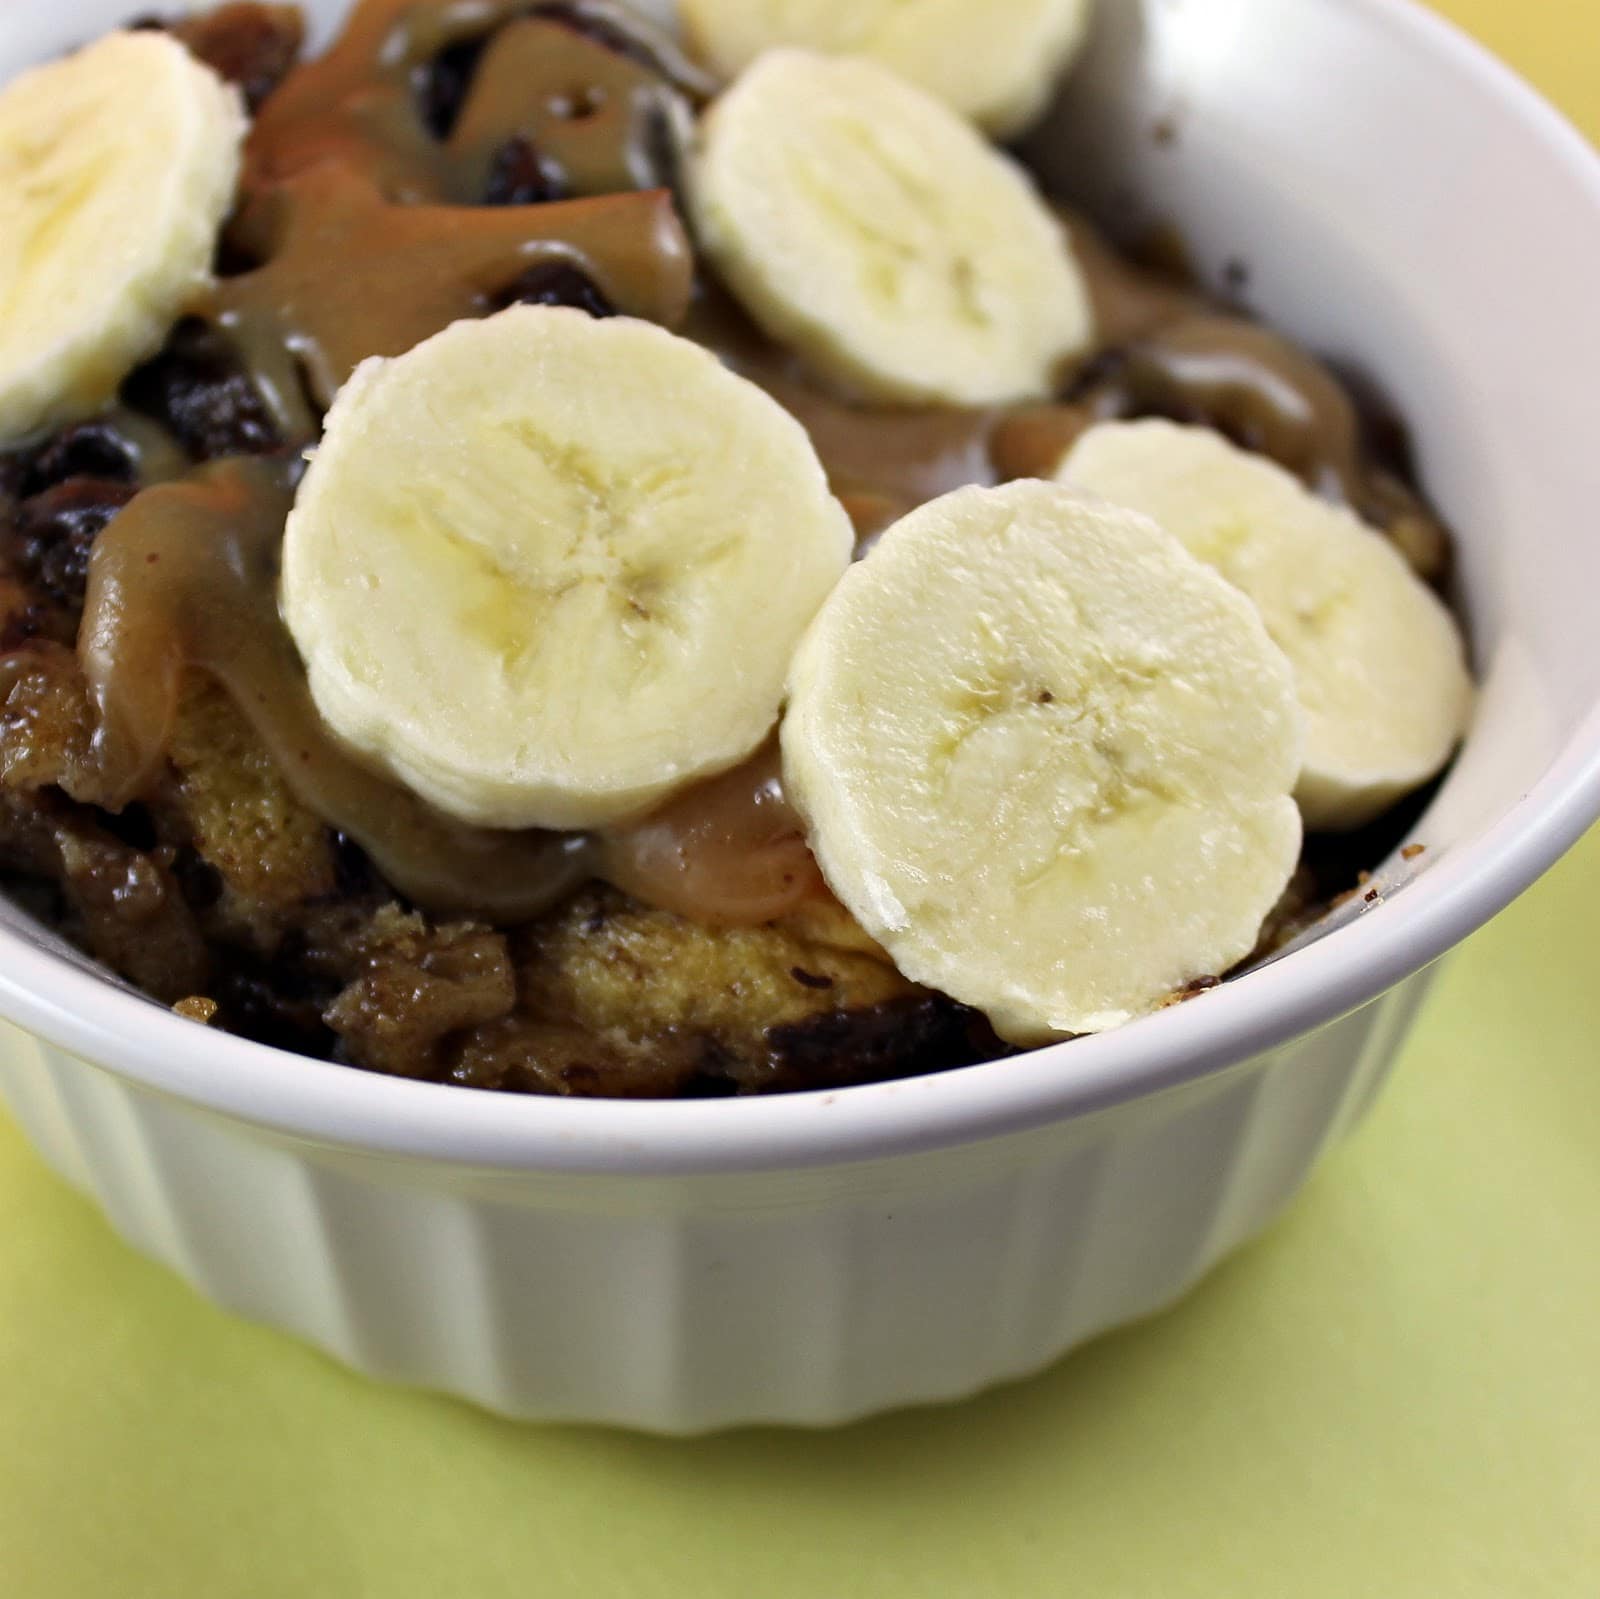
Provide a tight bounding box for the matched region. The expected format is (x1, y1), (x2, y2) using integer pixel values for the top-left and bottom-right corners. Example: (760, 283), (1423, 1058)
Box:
(2, 3), (1597, 1593)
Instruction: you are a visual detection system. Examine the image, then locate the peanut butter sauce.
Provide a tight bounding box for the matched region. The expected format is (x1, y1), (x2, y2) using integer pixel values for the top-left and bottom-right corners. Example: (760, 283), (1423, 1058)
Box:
(78, 457), (593, 917)
(445, 15), (699, 200)
(61, 0), (1448, 928)
(246, 0), (708, 202)
(599, 736), (824, 924)
(76, 460), (817, 924)
(212, 164), (692, 437)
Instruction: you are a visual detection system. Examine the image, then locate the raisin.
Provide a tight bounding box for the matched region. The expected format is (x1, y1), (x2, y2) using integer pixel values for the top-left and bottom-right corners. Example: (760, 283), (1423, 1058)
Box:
(214, 231), (265, 279)
(765, 996), (999, 1089)
(214, 958), (338, 1056)
(161, 3), (307, 113)
(8, 479), (137, 615)
(21, 420), (138, 496)
(123, 320), (282, 461)
(421, 37), (488, 139)
(484, 136), (567, 206)
(491, 262), (614, 317)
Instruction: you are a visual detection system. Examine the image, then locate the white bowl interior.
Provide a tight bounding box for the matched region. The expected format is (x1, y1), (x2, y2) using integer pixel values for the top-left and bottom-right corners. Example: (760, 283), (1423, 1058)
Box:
(1030, 0), (1600, 849)
(1, 0), (1598, 1168)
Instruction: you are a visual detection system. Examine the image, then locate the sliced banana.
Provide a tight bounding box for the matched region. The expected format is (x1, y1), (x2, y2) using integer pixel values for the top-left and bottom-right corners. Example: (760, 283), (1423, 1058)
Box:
(1056, 420), (1473, 830)
(780, 479), (1304, 1043)
(0, 31), (246, 445)
(687, 49), (1093, 407)
(679, 0), (1094, 136)
(282, 307), (854, 832)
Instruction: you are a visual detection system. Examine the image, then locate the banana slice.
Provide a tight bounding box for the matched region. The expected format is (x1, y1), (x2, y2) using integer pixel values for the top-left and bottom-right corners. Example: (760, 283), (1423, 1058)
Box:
(0, 32), (246, 445)
(687, 49), (1093, 407)
(282, 306), (854, 832)
(1056, 420), (1473, 830)
(780, 479), (1304, 1042)
(679, 0), (1094, 136)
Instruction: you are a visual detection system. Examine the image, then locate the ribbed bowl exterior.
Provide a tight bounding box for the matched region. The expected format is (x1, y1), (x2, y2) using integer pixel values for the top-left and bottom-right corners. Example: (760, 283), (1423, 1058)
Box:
(0, 970), (1429, 1431)
(10, 0), (1600, 1440)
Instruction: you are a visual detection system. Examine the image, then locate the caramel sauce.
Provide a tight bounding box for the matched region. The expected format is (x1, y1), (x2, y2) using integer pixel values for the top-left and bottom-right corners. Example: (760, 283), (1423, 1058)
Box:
(54, 0), (1447, 928)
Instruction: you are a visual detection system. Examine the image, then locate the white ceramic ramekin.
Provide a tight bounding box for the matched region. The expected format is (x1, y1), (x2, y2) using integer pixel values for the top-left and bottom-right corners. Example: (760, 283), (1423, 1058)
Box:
(2, 0), (1598, 1432)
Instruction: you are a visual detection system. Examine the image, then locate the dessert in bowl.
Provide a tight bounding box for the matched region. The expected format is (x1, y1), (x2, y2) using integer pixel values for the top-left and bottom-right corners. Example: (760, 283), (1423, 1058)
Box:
(1, 0), (1469, 1089)
(0, 0), (1596, 1428)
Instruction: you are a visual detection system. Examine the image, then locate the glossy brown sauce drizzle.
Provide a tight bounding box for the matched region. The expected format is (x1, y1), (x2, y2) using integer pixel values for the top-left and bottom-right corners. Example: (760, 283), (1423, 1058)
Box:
(77, 458), (594, 917)
(245, 0), (711, 203)
(212, 164), (692, 438)
(66, 0), (1449, 928)
(599, 737), (825, 923)
(74, 454), (814, 921)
